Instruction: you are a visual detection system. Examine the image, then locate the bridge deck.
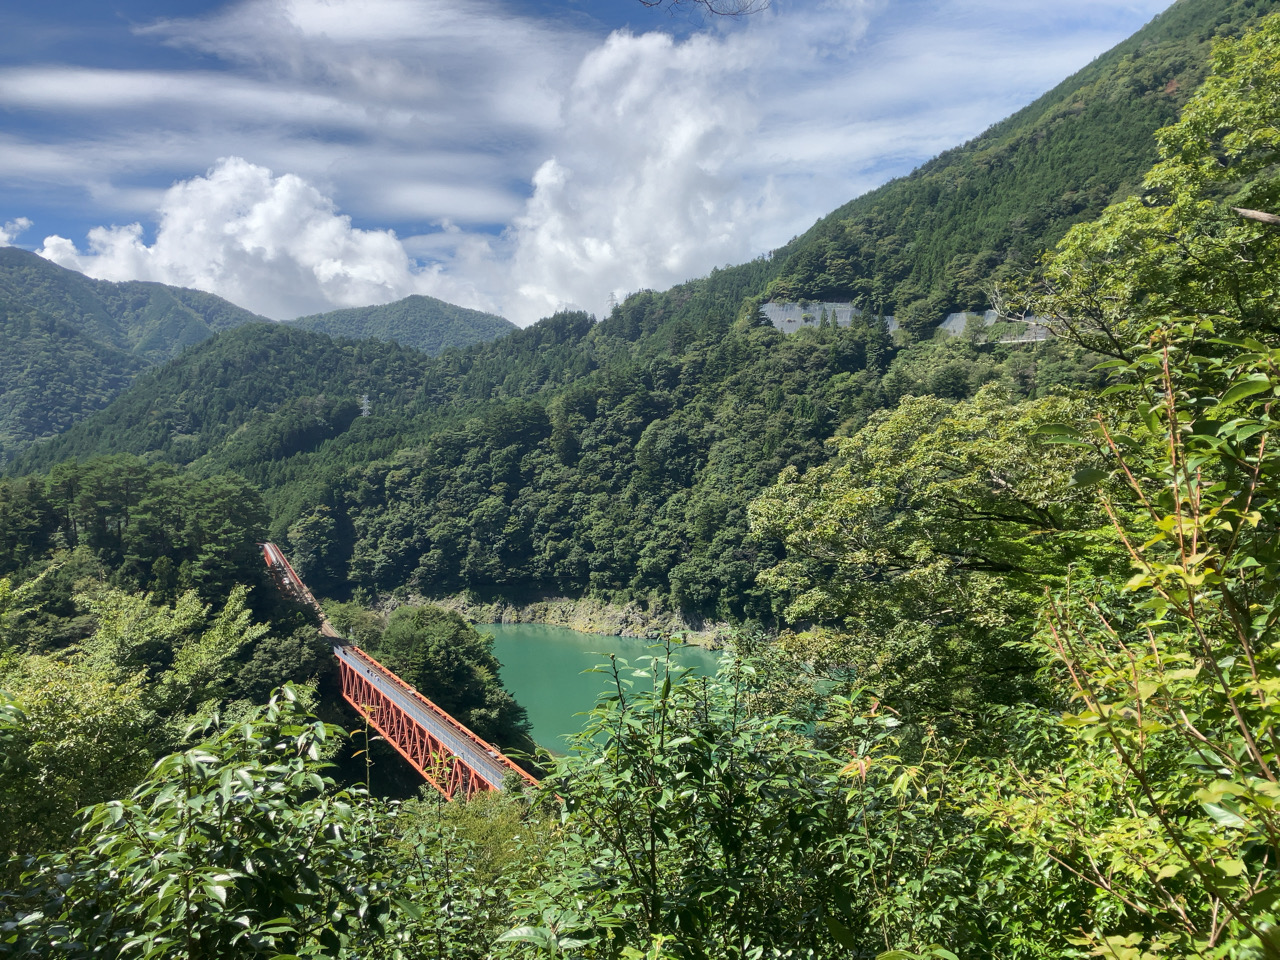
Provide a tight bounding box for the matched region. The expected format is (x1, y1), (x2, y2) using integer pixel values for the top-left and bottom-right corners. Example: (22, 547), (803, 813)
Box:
(334, 643), (513, 789)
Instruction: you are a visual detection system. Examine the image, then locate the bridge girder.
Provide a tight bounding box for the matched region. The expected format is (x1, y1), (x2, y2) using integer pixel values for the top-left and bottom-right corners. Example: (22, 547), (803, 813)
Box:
(260, 542), (537, 800)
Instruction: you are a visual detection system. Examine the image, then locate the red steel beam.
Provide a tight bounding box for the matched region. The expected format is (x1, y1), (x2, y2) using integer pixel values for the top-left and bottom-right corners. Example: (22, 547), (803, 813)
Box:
(260, 541), (538, 799)
(342, 643), (535, 785)
(260, 542), (342, 638)
(338, 654), (494, 799)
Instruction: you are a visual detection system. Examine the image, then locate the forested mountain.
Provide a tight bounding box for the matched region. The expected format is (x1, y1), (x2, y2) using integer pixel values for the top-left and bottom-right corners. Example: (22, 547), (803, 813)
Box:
(0, 248), (271, 463)
(12, 0), (1272, 620)
(0, 250), (517, 463)
(8, 286), (1110, 616)
(8, 5), (1280, 958)
(761, 0), (1277, 334)
(288, 294), (515, 355)
(0, 248), (268, 362)
(12, 323), (434, 476)
(0, 301), (147, 464)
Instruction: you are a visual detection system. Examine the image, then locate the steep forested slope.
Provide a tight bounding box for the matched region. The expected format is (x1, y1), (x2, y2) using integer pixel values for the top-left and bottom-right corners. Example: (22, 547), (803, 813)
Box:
(762, 0), (1278, 333)
(13, 324), (434, 476)
(0, 249), (271, 463)
(0, 302), (148, 462)
(288, 295), (515, 355)
(0, 248), (268, 362)
(12, 0), (1269, 618)
(0, 251), (517, 462)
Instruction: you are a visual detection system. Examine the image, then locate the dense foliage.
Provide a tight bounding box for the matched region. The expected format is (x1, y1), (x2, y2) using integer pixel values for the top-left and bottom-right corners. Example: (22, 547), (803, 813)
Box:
(8, 7), (1280, 960)
(749, 386), (1109, 726)
(0, 300), (146, 463)
(289, 293), (516, 355)
(0, 250), (515, 467)
(0, 580), (332, 872)
(0, 248), (270, 464)
(1, 691), (395, 958)
(0, 455), (271, 631)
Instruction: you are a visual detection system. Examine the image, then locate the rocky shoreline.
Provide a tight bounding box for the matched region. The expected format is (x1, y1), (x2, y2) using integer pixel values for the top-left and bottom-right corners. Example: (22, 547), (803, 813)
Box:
(422, 593), (732, 649)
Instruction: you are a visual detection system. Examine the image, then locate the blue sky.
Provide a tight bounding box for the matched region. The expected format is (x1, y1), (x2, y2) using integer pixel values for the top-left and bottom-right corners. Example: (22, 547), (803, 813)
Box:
(1, 0), (1172, 323)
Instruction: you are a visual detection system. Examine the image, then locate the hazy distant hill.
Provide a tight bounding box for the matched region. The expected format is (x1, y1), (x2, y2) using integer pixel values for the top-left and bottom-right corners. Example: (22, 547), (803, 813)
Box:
(12, 322), (434, 479)
(0, 301), (149, 464)
(287, 295), (514, 355)
(0, 250), (516, 462)
(0, 248), (271, 462)
(0, 247), (269, 362)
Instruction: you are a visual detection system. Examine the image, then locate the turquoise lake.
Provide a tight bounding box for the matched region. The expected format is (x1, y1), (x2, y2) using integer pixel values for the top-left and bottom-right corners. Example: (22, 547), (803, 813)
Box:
(481, 623), (722, 750)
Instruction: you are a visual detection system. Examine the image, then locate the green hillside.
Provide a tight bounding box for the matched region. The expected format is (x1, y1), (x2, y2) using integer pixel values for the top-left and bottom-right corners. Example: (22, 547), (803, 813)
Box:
(762, 0), (1278, 334)
(0, 248), (269, 362)
(12, 323), (433, 477)
(0, 250), (519, 463)
(0, 301), (148, 463)
(12, 0), (1273, 616)
(287, 294), (515, 355)
(0, 249), (272, 463)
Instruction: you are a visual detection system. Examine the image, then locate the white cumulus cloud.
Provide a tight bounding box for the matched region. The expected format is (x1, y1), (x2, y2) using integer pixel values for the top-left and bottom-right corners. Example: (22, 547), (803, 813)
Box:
(504, 29), (775, 320)
(38, 158), (440, 319)
(0, 217), (32, 246)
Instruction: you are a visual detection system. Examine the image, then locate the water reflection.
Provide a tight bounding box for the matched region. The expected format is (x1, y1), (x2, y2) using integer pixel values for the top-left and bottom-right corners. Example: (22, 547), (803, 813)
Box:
(482, 622), (721, 750)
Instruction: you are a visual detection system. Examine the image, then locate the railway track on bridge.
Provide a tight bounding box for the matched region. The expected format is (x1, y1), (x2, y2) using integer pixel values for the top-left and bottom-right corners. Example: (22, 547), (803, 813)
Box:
(261, 542), (538, 799)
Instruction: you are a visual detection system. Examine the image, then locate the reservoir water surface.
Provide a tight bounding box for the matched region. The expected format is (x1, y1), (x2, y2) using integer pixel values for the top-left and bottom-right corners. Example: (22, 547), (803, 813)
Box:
(483, 622), (722, 750)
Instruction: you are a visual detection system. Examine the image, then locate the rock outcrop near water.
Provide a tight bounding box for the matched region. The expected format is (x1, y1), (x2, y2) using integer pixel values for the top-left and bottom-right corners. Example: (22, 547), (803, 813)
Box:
(426, 594), (730, 648)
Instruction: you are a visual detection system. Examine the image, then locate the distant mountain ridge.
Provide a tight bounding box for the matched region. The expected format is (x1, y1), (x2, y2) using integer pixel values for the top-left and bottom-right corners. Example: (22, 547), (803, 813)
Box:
(0, 249), (516, 462)
(0, 301), (149, 464)
(11, 322), (435, 480)
(0, 248), (272, 463)
(0, 247), (269, 363)
(287, 295), (515, 355)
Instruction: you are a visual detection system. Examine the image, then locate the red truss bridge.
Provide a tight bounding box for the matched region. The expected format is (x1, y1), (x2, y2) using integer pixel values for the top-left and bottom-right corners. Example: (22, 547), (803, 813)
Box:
(261, 542), (538, 800)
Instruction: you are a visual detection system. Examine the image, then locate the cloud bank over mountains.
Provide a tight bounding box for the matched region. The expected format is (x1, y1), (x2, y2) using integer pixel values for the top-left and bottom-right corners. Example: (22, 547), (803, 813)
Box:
(39, 159), (425, 321)
(7, 0), (1170, 324)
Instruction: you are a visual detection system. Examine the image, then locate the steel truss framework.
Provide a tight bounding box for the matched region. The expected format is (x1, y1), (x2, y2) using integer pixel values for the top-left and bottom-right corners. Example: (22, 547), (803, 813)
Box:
(260, 541), (537, 801)
(338, 654), (499, 800)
